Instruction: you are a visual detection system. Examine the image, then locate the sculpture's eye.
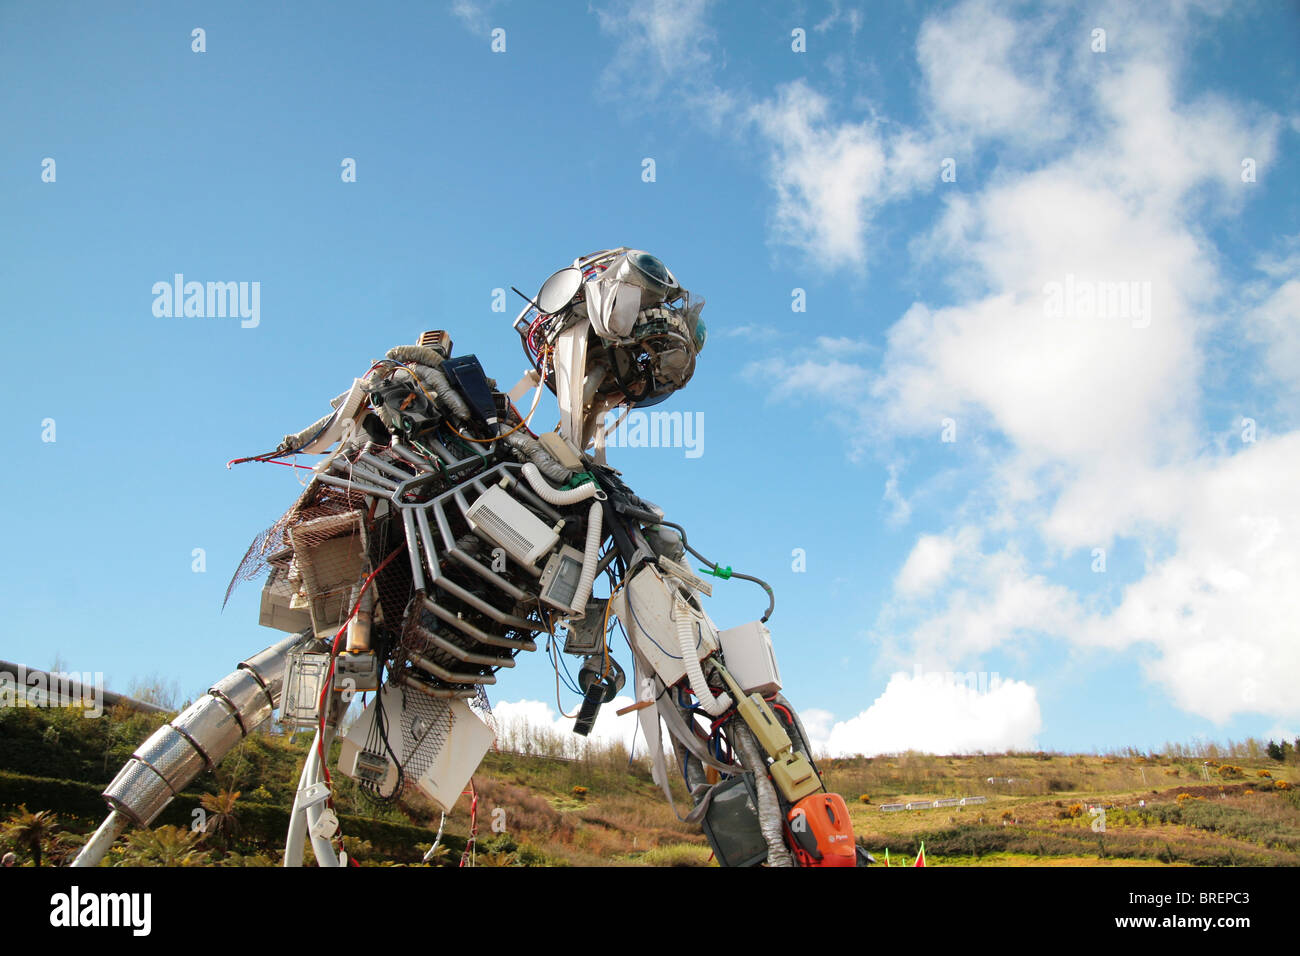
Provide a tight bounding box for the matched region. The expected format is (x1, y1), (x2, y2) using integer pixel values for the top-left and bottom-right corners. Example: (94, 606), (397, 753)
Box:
(630, 252), (676, 289)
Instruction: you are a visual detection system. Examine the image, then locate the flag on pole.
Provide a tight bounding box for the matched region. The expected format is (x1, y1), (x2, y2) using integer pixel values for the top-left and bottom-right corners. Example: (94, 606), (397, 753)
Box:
(914, 841), (926, 867)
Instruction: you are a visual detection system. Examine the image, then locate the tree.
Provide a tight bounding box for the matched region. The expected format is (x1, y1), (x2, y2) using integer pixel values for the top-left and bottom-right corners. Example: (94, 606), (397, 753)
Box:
(118, 826), (210, 867)
(198, 788), (242, 847)
(1267, 740), (1285, 762)
(1, 806), (61, 867)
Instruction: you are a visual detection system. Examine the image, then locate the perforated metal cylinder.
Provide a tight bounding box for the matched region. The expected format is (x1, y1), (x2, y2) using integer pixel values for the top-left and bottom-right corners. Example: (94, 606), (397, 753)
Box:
(209, 669), (273, 734)
(240, 631), (312, 704)
(132, 724), (206, 794)
(171, 694), (243, 768)
(102, 758), (175, 827)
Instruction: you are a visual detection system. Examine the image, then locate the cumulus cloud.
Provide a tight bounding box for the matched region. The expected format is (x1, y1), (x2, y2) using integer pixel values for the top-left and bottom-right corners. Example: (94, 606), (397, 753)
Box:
(862, 2), (1291, 724)
(804, 671), (1043, 756)
(491, 697), (649, 756)
(916, 0), (1066, 145)
(748, 80), (934, 269)
(591, 0), (1297, 729)
(895, 533), (960, 596)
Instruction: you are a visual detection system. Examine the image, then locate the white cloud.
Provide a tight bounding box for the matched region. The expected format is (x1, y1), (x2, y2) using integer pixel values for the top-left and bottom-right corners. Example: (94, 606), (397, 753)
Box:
(593, 0), (736, 120)
(814, 1), (864, 37)
(1245, 272), (1300, 391)
(491, 697), (646, 756)
(749, 81), (890, 269)
(450, 0), (502, 33)
(895, 533), (960, 596)
(904, 547), (1086, 660)
(806, 671), (1042, 756)
(1092, 433), (1300, 722)
(883, 462), (912, 526)
(916, 0), (1065, 145)
(592, 0), (1298, 730)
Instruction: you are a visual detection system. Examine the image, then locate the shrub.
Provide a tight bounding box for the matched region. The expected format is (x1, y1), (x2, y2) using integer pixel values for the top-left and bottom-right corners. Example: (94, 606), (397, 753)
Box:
(1256, 769), (1272, 778)
(640, 843), (714, 866)
(572, 786), (589, 799)
(859, 794), (871, 804)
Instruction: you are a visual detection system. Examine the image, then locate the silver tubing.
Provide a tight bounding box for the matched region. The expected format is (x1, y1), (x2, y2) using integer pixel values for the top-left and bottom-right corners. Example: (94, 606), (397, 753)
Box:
(410, 623), (517, 667)
(316, 472), (392, 499)
(401, 509), (426, 592)
(357, 451), (412, 481)
(396, 672), (476, 699)
(390, 443), (439, 472)
(410, 650), (495, 685)
(421, 597), (537, 651)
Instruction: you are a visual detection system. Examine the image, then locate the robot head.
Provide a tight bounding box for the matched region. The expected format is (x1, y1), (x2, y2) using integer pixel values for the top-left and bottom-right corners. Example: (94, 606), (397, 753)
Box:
(514, 248), (706, 450)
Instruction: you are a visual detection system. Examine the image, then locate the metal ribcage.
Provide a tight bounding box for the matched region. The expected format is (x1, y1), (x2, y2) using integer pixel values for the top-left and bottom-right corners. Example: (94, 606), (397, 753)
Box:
(314, 450), (555, 697)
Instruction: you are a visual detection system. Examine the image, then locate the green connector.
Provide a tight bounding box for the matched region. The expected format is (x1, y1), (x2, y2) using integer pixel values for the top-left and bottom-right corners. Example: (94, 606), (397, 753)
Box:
(699, 564), (733, 580)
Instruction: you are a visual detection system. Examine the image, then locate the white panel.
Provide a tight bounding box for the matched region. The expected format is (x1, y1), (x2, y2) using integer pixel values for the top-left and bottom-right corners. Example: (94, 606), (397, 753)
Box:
(718, 620), (782, 696)
(614, 566), (718, 689)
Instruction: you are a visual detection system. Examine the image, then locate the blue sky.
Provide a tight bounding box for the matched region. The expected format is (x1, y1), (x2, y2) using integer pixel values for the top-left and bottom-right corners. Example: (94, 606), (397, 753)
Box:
(2, 0), (1297, 756)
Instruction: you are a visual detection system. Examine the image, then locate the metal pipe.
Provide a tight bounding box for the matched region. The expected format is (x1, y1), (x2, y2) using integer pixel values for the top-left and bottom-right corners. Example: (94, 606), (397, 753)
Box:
(421, 597), (537, 651)
(410, 650), (495, 685)
(401, 509), (427, 592)
(316, 472), (392, 499)
(410, 623), (516, 667)
(496, 474), (563, 524)
(333, 459), (399, 491)
(391, 443), (440, 472)
(395, 672), (476, 699)
(357, 451), (412, 482)
(69, 810), (130, 868)
(431, 574), (536, 630)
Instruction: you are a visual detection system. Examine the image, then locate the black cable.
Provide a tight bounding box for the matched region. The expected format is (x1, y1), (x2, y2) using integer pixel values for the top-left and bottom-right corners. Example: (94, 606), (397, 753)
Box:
(655, 520), (776, 622)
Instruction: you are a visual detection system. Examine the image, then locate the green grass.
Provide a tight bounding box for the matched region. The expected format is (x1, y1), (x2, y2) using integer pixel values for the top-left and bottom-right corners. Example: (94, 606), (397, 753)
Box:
(3, 702), (1298, 866)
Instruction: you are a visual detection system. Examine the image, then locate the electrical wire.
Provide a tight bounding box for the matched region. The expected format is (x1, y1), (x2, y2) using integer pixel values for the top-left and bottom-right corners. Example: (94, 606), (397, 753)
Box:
(309, 546), (403, 861)
(656, 519), (777, 622)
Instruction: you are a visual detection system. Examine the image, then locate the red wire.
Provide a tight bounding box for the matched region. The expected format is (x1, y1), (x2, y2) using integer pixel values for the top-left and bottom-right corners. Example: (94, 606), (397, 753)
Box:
(309, 545), (403, 862)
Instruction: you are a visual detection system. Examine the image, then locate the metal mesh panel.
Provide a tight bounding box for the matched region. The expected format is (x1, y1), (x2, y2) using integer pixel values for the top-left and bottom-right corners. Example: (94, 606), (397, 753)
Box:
(224, 483), (372, 608)
(397, 688), (455, 784)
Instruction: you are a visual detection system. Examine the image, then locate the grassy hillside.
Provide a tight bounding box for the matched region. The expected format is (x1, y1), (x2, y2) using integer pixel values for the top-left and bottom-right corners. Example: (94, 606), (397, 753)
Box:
(1, 701), (1296, 866)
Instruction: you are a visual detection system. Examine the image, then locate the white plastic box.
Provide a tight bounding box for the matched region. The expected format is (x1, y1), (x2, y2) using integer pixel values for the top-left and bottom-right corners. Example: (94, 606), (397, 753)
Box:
(717, 620), (782, 696)
(339, 685), (495, 812)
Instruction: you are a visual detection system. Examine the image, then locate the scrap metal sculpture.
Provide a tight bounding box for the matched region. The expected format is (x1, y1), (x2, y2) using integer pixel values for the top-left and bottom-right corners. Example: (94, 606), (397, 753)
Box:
(74, 248), (862, 867)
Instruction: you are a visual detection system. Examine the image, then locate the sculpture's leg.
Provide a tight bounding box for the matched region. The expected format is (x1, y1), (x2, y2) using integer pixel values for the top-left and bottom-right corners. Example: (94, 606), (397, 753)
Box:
(71, 630), (314, 867)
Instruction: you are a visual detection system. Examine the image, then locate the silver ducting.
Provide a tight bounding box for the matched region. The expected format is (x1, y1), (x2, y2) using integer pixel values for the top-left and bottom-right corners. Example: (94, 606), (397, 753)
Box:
(209, 668), (274, 735)
(171, 694), (245, 768)
(129, 724), (206, 796)
(96, 632), (312, 835)
(102, 759), (175, 828)
(733, 724), (793, 867)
